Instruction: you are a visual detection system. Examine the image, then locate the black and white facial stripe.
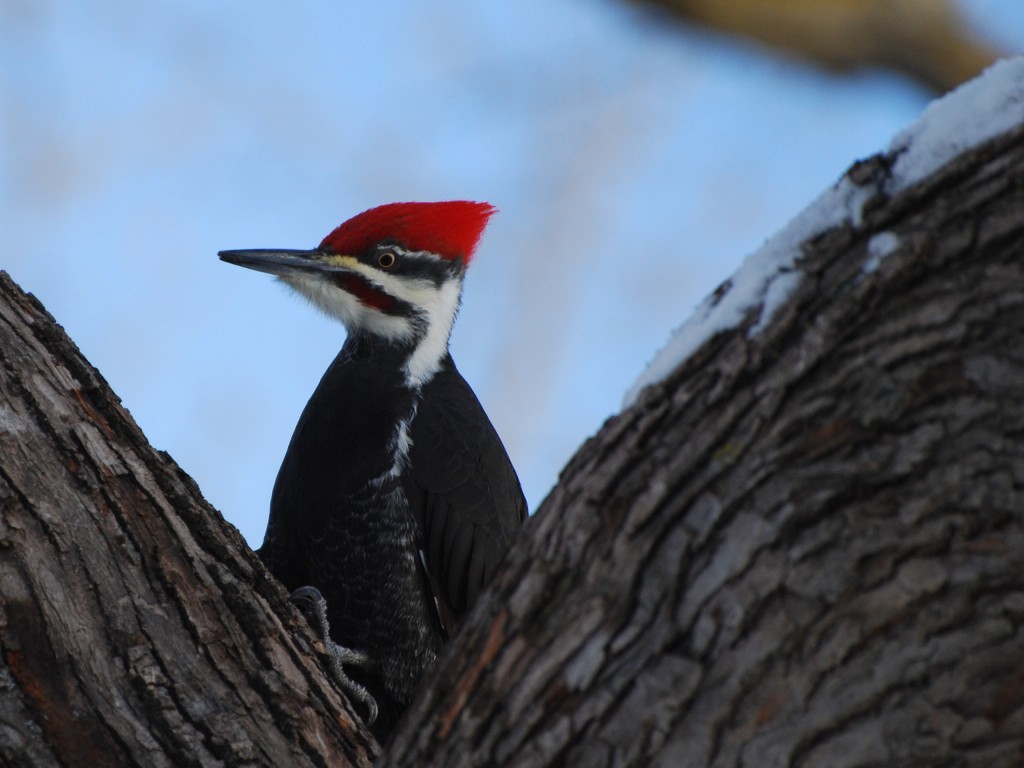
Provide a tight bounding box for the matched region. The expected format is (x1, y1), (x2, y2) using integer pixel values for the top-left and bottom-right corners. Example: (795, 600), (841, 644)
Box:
(285, 244), (467, 387)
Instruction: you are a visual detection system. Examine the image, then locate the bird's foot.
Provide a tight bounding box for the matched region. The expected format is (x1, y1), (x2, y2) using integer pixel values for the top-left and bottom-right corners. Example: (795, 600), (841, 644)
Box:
(289, 586), (379, 726)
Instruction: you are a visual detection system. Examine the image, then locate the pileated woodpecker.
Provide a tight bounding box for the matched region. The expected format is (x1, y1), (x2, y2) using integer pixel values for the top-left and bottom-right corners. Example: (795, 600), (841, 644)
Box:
(220, 201), (526, 740)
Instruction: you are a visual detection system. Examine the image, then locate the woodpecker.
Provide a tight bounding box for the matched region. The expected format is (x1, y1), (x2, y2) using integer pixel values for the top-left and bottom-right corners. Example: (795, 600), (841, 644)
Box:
(219, 201), (526, 741)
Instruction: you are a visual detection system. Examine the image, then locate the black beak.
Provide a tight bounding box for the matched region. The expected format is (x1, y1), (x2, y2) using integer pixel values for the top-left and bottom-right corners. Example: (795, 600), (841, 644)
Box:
(218, 249), (334, 277)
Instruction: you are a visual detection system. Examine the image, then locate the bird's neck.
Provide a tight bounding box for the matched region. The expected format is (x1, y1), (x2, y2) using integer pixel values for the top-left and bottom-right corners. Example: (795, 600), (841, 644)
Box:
(295, 339), (424, 492)
(398, 277), (463, 388)
(343, 321), (454, 390)
(341, 331), (417, 368)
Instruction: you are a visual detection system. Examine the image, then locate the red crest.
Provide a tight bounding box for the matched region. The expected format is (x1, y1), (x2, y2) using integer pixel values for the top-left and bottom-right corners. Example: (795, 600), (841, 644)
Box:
(320, 201), (496, 265)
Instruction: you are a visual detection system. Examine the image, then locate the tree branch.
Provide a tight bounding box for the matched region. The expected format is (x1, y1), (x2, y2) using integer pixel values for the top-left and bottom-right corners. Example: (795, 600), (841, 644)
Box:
(383, 121), (1024, 765)
(0, 278), (377, 766)
(638, 0), (999, 93)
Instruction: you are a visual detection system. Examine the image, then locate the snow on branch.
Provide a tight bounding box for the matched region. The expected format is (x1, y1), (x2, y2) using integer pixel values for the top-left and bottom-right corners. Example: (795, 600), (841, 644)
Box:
(625, 56), (1024, 407)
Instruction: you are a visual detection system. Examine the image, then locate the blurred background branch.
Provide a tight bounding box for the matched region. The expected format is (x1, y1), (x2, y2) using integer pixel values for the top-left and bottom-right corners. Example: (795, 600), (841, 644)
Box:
(643, 0), (1001, 92)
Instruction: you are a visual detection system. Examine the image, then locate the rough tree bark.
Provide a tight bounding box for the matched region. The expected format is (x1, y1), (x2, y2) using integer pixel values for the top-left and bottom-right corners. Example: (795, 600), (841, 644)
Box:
(2, 113), (1023, 768)
(382, 123), (1024, 765)
(0, 277), (378, 765)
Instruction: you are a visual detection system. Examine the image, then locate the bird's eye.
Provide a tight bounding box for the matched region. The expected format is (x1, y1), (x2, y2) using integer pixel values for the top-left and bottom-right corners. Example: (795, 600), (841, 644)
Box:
(377, 251), (397, 269)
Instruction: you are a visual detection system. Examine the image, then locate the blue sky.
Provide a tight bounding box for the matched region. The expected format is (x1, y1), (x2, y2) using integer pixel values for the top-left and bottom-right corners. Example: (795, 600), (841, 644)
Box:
(2, 1), (1022, 545)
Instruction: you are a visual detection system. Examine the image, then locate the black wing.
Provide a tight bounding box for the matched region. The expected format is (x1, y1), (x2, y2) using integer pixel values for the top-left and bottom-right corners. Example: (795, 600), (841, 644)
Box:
(405, 354), (527, 620)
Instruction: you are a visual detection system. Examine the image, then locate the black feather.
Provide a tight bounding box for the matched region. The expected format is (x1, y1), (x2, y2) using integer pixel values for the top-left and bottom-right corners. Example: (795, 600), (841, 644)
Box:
(405, 354), (527, 616)
(257, 342), (525, 742)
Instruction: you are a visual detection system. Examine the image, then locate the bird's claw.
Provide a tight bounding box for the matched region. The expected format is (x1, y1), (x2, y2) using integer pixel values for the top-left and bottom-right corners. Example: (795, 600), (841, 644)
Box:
(324, 642), (379, 725)
(289, 586), (379, 725)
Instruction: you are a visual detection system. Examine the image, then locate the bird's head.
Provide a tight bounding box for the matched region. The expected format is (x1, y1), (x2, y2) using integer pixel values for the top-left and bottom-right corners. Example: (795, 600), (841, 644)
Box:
(220, 201), (495, 384)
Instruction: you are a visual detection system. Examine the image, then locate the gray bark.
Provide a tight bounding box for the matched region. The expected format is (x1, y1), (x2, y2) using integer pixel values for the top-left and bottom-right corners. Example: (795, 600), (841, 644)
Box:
(0, 277), (378, 766)
(383, 124), (1024, 766)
